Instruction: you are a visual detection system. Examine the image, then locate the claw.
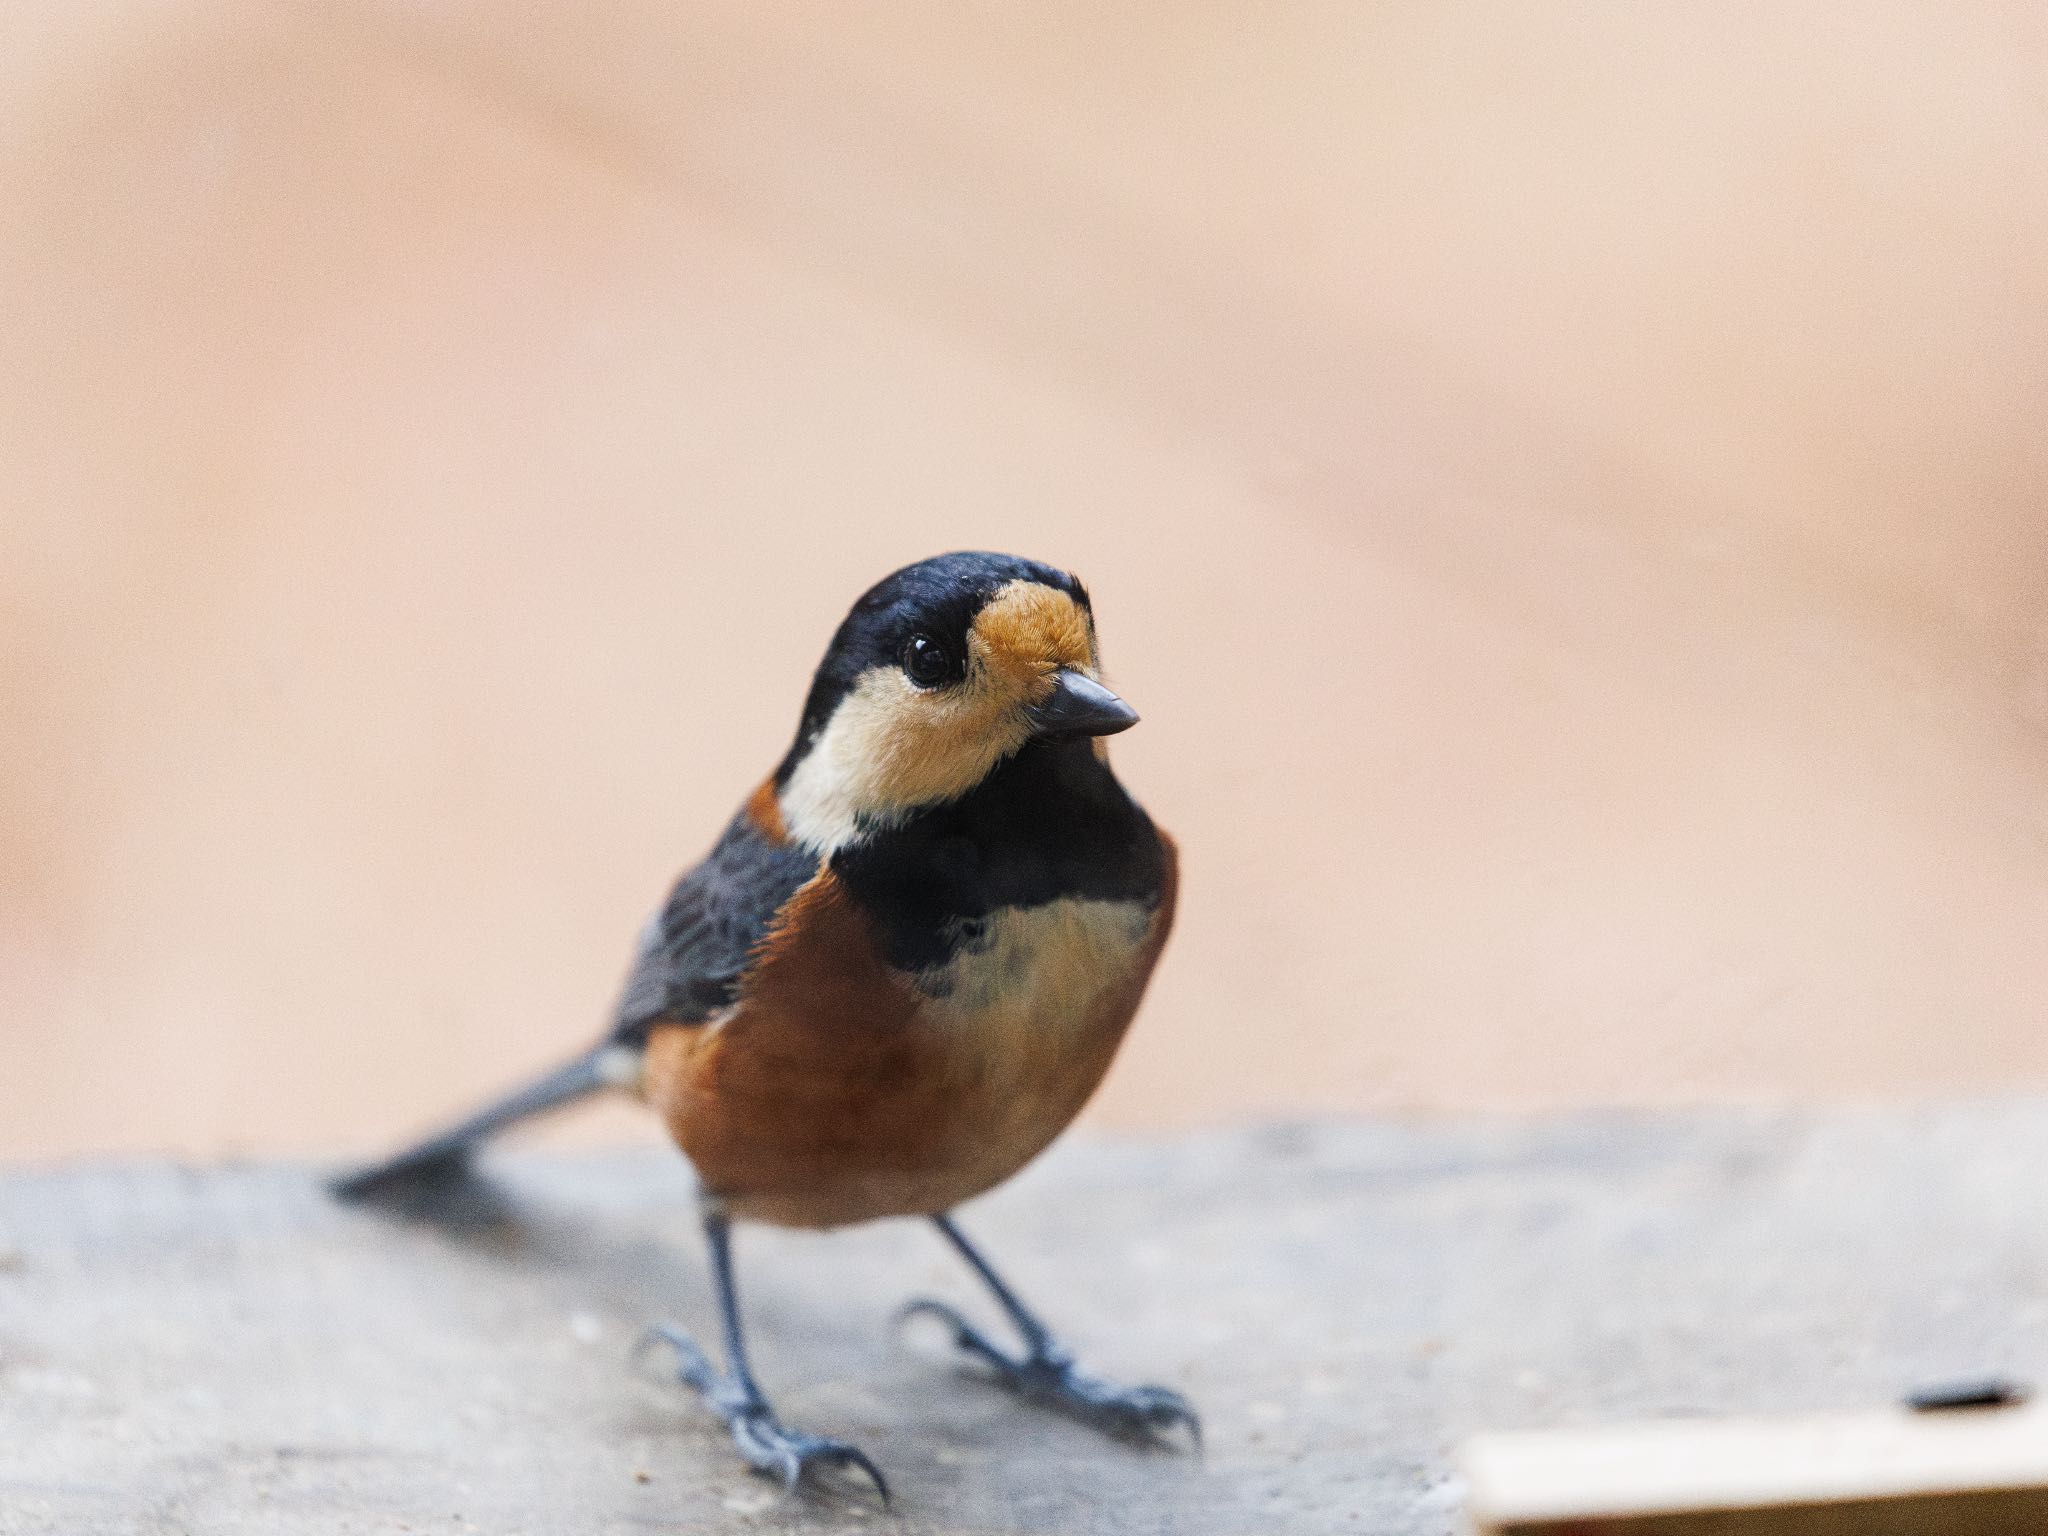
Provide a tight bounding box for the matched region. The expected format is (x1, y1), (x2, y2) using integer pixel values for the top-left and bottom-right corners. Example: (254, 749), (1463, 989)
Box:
(897, 1295), (1201, 1455)
(636, 1325), (718, 1395)
(895, 1296), (971, 1341)
(642, 1324), (890, 1507)
(820, 1441), (891, 1504)
(895, 1298), (1017, 1374)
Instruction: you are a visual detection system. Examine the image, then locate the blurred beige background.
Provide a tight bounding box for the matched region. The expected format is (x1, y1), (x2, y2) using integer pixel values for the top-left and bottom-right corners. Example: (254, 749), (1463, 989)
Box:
(4, 1), (2046, 1164)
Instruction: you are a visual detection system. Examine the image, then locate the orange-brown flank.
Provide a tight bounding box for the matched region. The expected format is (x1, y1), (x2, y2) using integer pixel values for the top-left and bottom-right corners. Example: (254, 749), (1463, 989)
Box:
(642, 835), (1177, 1229)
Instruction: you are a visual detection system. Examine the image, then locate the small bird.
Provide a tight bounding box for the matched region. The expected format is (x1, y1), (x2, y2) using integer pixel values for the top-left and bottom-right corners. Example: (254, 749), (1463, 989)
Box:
(334, 551), (1192, 1501)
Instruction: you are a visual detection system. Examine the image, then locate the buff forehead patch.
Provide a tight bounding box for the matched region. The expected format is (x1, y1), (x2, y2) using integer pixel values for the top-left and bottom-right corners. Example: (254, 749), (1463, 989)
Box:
(968, 581), (1095, 687)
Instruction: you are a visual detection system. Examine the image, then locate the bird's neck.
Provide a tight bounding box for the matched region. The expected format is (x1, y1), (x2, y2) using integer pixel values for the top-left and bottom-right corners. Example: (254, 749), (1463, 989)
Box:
(826, 739), (1166, 975)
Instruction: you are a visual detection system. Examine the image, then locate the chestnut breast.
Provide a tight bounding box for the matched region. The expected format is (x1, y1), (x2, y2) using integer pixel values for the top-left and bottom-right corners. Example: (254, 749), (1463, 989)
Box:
(645, 843), (1174, 1230)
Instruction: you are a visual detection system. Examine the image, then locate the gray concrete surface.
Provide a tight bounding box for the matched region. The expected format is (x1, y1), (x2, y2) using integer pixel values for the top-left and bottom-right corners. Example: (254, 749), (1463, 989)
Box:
(2, 1104), (2045, 1534)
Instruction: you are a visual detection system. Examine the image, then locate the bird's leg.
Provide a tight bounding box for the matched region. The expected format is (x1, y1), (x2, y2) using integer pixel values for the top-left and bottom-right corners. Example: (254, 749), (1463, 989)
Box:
(640, 1205), (888, 1504)
(899, 1213), (1201, 1452)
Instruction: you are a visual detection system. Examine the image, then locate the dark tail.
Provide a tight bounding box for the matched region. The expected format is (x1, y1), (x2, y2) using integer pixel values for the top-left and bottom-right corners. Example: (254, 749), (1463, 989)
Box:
(330, 1042), (638, 1201)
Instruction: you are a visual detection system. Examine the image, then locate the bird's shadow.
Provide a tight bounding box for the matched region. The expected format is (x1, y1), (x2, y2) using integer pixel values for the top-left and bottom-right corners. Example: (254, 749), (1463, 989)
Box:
(323, 1150), (709, 1323)
(329, 1158), (526, 1236)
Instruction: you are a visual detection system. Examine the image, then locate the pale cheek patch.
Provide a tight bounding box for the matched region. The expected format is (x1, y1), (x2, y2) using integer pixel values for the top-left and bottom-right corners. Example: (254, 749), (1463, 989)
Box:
(779, 667), (1032, 852)
(778, 580), (1104, 853)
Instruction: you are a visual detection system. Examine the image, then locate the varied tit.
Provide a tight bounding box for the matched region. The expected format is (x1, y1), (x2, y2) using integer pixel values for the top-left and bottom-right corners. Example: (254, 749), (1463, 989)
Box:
(335, 551), (1190, 1502)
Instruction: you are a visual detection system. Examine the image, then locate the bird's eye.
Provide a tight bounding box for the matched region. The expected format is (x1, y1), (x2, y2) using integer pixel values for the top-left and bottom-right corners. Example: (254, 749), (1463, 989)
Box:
(900, 633), (951, 688)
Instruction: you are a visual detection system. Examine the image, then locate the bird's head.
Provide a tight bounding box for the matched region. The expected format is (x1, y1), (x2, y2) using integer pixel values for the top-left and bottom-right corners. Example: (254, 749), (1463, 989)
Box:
(774, 552), (1137, 853)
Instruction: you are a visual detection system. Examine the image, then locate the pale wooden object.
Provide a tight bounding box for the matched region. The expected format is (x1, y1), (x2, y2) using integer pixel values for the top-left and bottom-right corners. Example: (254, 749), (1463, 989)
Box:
(1462, 1405), (2048, 1535)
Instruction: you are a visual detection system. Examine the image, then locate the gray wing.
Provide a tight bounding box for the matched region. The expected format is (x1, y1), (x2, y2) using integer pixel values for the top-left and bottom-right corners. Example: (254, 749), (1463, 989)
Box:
(609, 808), (819, 1043)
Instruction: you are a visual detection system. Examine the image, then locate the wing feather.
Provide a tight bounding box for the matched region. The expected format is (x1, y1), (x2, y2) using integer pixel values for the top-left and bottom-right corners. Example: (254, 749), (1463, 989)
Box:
(610, 806), (818, 1042)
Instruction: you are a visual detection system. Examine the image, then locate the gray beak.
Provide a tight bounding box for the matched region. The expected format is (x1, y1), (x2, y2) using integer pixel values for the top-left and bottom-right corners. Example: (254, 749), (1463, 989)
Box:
(1028, 670), (1140, 739)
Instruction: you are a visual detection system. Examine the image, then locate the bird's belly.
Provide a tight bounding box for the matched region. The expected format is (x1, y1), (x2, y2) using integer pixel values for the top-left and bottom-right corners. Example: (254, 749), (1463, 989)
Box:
(647, 889), (1166, 1228)
(906, 894), (1159, 1184)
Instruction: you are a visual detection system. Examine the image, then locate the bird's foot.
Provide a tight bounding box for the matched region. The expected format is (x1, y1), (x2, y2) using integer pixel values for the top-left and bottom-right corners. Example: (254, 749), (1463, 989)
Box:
(637, 1327), (889, 1505)
(897, 1299), (1201, 1453)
